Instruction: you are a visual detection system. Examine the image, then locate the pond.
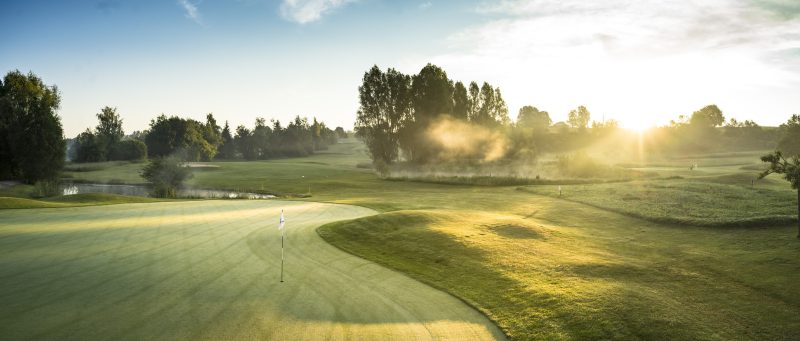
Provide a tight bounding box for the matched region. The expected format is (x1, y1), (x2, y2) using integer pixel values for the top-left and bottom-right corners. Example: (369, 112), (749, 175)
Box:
(60, 183), (276, 199)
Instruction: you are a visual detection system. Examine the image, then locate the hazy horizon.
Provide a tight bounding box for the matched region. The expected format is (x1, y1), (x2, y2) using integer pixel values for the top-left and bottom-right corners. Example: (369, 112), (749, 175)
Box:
(2, 0), (799, 136)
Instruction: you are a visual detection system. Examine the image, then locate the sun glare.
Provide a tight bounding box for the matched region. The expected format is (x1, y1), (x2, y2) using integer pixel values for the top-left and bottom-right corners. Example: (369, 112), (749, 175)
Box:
(624, 119), (655, 133)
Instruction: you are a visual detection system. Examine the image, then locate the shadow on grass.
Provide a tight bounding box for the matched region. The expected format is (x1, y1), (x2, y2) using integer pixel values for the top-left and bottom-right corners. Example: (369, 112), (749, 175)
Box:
(318, 210), (704, 340)
(484, 223), (544, 239)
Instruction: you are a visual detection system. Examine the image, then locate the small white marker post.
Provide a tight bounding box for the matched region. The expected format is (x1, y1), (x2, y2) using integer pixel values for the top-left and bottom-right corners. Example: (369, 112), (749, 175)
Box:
(279, 209), (285, 283)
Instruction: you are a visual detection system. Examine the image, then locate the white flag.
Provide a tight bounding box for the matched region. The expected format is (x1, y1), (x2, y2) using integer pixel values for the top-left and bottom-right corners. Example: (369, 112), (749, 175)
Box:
(278, 210), (285, 231)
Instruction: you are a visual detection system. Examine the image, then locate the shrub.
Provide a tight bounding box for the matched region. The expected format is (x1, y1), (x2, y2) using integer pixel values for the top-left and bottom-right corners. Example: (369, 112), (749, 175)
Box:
(140, 156), (193, 198)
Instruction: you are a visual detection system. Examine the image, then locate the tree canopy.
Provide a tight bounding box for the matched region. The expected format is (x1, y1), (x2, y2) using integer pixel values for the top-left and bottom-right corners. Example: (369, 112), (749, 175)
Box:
(0, 70), (65, 183)
(777, 114), (800, 157)
(567, 105), (591, 130)
(690, 104), (725, 127)
(517, 106), (552, 131)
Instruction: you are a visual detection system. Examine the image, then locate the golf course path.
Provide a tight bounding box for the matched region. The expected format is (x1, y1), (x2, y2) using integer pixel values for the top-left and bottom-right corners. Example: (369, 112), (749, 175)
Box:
(0, 200), (505, 340)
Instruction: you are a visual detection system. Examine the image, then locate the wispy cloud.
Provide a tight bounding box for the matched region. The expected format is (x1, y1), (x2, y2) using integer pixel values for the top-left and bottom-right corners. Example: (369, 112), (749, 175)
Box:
(280, 0), (356, 24)
(178, 0), (201, 24)
(419, 2), (433, 10)
(422, 0), (800, 125)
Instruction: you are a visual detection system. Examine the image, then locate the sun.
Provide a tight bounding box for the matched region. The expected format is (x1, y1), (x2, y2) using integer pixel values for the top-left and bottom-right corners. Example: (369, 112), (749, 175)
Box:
(624, 119), (655, 133)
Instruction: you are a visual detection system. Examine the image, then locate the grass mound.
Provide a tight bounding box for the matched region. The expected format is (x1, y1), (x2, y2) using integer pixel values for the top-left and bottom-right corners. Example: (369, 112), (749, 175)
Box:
(0, 197), (68, 209)
(0, 193), (164, 209)
(321, 197), (800, 340)
(518, 179), (797, 227)
(48, 193), (161, 204)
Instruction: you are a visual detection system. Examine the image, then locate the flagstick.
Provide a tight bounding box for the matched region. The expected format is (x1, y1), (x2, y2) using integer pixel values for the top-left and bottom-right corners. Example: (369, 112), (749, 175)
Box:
(279, 208), (285, 283)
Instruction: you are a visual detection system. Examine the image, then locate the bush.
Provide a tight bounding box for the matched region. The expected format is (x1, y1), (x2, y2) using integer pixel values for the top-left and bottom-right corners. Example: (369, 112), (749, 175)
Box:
(140, 156), (193, 198)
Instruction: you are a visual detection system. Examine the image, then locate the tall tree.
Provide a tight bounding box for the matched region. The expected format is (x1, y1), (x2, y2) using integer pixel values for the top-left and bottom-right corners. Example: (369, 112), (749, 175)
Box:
(312, 117), (322, 150)
(217, 121), (236, 159)
(567, 105), (591, 130)
(475, 82), (496, 125)
(517, 106), (552, 131)
(252, 117), (272, 158)
(690, 104), (725, 127)
(467, 81), (481, 122)
(74, 129), (103, 162)
(759, 151), (800, 238)
(778, 114), (800, 157)
(0, 70), (65, 183)
(203, 113), (222, 151)
(493, 87), (509, 126)
(452, 81), (469, 120)
(355, 65), (411, 164)
(411, 63), (453, 123)
(234, 125), (256, 160)
(144, 115), (216, 161)
(95, 106), (124, 159)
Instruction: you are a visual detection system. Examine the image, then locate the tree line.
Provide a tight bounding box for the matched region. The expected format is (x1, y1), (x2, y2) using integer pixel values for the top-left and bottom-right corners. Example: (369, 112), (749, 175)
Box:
(356, 63), (798, 168)
(72, 108), (346, 163)
(0, 70), (349, 186)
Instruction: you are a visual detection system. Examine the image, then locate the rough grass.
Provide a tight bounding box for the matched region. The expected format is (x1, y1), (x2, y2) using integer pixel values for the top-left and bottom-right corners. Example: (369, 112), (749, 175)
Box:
(517, 179), (797, 227)
(0, 193), (165, 209)
(386, 175), (627, 187)
(320, 195), (800, 340)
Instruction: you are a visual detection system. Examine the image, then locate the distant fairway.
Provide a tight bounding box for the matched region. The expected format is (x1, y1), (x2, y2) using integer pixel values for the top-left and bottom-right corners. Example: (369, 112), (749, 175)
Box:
(0, 200), (504, 340)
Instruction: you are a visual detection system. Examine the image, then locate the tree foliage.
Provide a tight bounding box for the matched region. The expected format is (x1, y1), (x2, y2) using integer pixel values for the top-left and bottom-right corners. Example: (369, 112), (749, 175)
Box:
(96, 106), (124, 151)
(759, 150), (800, 238)
(0, 70), (65, 183)
(690, 104), (725, 127)
(355, 65), (411, 164)
(144, 115), (217, 161)
(73, 106), (147, 162)
(517, 106), (552, 131)
(452, 81), (469, 121)
(567, 105), (591, 130)
(777, 114), (800, 157)
(217, 121), (236, 159)
(232, 116), (336, 160)
(356, 63), (512, 165)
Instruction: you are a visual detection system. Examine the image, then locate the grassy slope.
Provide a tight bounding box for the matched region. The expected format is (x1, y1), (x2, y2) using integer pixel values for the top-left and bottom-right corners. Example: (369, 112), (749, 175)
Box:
(0, 193), (166, 209)
(50, 141), (800, 339)
(518, 178), (797, 227)
(0, 201), (503, 340)
(319, 190), (800, 340)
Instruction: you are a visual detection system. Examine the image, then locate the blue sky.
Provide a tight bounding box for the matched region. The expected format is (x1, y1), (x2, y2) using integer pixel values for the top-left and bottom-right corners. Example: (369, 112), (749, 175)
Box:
(2, 0), (799, 136)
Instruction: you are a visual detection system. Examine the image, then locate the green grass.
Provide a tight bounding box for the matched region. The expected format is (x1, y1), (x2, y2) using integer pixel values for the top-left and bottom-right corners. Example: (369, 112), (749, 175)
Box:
(63, 139), (381, 196)
(320, 191), (800, 340)
(0, 193), (166, 209)
(13, 140), (800, 340)
(517, 179), (797, 227)
(0, 200), (503, 340)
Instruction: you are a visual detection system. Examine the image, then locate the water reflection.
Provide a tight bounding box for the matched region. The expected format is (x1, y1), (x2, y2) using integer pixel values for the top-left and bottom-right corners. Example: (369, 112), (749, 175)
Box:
(60, 183), (276, 199)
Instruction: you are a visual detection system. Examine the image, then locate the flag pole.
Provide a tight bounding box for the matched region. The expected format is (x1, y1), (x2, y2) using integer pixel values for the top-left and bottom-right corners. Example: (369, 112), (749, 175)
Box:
(279, 209), (285, 283)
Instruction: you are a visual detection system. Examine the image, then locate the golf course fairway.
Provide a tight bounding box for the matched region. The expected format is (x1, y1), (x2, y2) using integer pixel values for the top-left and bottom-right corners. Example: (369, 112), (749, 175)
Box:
(0, 200), (505, 340)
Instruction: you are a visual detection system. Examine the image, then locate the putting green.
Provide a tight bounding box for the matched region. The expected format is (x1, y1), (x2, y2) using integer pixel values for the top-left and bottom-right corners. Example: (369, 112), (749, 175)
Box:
(0, 200), (504, 340)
